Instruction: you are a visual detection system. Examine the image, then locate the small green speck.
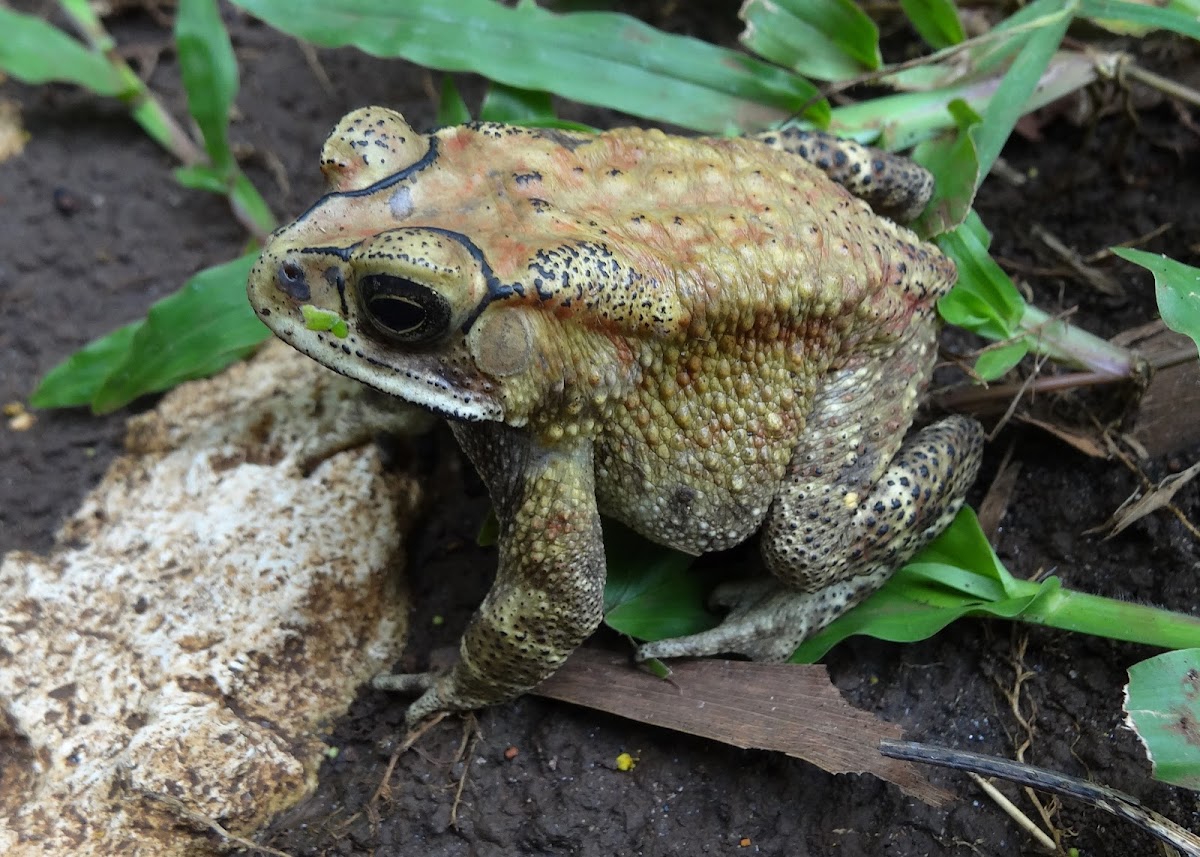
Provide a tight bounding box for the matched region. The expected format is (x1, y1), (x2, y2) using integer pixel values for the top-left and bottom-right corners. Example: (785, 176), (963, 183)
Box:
(301, 305), (348, 339)
(432, 615), (445, 627)
(324, 746), (340, 759)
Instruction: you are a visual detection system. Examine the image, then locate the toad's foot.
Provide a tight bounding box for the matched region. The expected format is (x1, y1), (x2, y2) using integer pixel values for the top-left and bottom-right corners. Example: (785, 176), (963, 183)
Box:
(373, 670), (498, 727)
(635, 576), (867, 662)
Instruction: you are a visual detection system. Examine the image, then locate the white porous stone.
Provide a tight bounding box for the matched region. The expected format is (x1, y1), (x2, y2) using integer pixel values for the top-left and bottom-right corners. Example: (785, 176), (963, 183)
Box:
(0, 340), (422, 855)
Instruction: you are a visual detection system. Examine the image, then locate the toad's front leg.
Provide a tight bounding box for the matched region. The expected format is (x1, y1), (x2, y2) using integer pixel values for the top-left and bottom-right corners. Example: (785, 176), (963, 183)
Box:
(383, 423), (606, 726)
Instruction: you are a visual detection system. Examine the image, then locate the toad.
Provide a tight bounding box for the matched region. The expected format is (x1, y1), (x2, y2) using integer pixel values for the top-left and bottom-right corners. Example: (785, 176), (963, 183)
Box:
(247, 108), (984, 725)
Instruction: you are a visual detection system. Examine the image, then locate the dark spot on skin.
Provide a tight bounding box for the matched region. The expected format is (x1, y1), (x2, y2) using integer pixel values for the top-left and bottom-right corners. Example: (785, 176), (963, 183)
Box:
(671, 485), (698, 516)
(324, 266), (348, 316)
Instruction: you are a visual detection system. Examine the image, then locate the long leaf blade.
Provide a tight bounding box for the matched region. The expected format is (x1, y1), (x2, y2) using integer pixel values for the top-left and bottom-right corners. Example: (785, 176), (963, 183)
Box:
(0, 9), (124, 95)
(1113, 249), (1200, 357)
(89, 254), (268, 413)
(229, 0), (826, 132)
(175, 0), (240, 172)
(740, 0), (880, 82)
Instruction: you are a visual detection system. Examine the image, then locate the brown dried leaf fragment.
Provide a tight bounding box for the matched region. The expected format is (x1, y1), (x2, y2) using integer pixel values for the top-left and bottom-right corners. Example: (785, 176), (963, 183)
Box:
(1095, 459), (1200, 539)
(535, 649), (951, 806)
(0, 98), (29, 163)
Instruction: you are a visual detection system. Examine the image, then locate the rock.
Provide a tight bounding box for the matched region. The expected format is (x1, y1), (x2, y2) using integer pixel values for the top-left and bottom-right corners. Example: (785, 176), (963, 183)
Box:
(0, 341), (422, 855)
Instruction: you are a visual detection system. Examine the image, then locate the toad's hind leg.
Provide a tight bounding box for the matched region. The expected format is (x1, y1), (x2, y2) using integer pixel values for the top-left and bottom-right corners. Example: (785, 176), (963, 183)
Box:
(752, 127), (934, 223)
(637, 330), (984, 663)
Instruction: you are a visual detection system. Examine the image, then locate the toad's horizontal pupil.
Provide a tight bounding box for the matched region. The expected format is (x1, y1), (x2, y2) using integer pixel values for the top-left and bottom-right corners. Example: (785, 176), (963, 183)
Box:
(369, 295), (425, 333)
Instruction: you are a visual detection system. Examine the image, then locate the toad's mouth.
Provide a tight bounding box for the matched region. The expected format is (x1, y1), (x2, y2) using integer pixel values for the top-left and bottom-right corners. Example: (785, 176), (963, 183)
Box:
(257, 300), (506, 424)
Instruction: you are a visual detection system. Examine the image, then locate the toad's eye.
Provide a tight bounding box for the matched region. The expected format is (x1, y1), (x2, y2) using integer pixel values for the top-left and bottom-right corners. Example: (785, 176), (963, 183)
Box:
(358, 274), (452, 345)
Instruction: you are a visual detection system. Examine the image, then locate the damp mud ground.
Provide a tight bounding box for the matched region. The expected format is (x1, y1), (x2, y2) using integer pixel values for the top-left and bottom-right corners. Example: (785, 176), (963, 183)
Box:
(3, 5), (1200, 856)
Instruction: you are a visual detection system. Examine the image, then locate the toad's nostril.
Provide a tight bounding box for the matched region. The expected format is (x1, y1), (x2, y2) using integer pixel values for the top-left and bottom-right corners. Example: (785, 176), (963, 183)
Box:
(276, 260), (311, 301)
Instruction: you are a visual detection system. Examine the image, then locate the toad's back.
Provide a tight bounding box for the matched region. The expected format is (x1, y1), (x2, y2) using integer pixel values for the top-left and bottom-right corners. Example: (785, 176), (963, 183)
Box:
(409, 123), (953, 349)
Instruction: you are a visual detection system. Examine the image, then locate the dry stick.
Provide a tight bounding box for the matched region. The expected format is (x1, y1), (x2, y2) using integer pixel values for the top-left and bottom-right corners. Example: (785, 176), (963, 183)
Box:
(449, 721), (481, 829)
(879, 740), (1200, 857)
(988, 349), (1052, 440)
(1099, 423), (1200, 541)
(369, 712), (447, 809)
(136, 788), (296, 857)
(968, 772), (1058, 853)
(1104, 53), (1200, 110)
(1001, 632), (1066, 852)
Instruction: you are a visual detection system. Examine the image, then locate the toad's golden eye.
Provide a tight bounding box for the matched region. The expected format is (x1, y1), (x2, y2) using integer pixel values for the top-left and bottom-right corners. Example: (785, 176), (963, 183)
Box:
(358, 274), (452, 346)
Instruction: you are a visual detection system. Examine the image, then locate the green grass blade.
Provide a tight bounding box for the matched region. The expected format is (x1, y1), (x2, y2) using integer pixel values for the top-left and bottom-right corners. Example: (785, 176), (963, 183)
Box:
(1112, 249), (1200, 358)
(793, 507), (1200, 661)
(937, 210), (1026, 341)
(900, 0), (966, 49)
(1126, 650), (1200, 790)
(31, 322), (143, 409)
(1080, 0), (1200, 39)
(480, 85), (556, 124)
(0, 8), (124, 95)
(228, 0), (827, 132)
(85, 254), (268, 413)
(175, 0), (239, 172)
(912, 99), (981, 235)
(969, 0), (1074, 185)
(1022, 588), (1200, 649)
(438, 77), (472, 126)
(739, 0), (880, 82)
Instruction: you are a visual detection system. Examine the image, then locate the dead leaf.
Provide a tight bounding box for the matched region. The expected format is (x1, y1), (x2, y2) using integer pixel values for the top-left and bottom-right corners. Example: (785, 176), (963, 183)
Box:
(1033, 223), (1125, 297)
(534, 649), (951, 806)
(1093, 459), (1200, 539)
(977, 446), (1021, 541)
(1016, 414), (1109, 458)
(0, 98), (29, 163)
(1123, 327), (1200, 458)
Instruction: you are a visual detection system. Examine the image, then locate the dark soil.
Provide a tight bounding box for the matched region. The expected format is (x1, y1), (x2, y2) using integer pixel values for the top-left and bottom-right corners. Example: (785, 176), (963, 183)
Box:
(3, 5), (1200, 856)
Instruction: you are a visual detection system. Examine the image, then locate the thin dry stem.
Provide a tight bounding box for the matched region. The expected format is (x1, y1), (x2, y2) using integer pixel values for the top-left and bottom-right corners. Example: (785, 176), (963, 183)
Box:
(135, 788), (295, 857)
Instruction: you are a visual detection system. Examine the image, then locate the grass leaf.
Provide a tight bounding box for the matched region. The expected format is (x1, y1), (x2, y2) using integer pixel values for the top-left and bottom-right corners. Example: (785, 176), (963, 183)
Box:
(0, 9), (124, 95)
(912, 99), (981, 235)
(175, 0), (240, 172)
(438, 77), (472, 126)
(1112, 249), (1200, 358)
(793, 506), (1200, 662)
(1080, 0), (1200, 39)
(602, 522), (718, 642)
(36, 254), (269, 414)
(229, 0), (827, 132)
(31, 322), (143, 409)
(739, 0), (880, 82)
(969, 0), (1073, 185)
(974, 340), (1031, 381)
(1126, 649), (1200, 790)
(480, 85), (557, 124)
(91, 254), (267, 413)
(900, 0), (966, 49)
(937, 210), (1026, 340)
